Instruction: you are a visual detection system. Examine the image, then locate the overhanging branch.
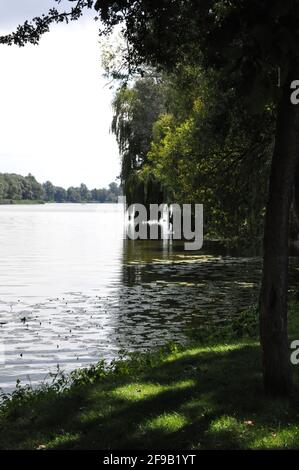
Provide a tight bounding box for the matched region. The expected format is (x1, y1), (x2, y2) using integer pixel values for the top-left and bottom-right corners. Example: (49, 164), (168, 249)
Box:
(0, 0), (94, 47)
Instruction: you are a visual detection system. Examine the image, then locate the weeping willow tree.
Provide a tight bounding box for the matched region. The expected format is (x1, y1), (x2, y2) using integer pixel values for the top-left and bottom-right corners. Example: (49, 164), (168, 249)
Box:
(111, 76), (167, 206)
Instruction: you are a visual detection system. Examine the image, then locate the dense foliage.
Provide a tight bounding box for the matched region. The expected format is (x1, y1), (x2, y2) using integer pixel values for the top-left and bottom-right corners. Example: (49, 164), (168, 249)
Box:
(111, 66), (274, 240)
(0, 173), (121, 204)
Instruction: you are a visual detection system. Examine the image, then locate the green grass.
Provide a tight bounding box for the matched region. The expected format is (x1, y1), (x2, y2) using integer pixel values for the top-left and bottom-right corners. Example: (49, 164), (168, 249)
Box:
(1, 304), (299, 450)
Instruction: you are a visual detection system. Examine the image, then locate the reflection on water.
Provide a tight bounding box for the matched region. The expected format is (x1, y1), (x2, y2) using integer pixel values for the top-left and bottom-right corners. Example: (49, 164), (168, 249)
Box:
(0, 204), (298, 391)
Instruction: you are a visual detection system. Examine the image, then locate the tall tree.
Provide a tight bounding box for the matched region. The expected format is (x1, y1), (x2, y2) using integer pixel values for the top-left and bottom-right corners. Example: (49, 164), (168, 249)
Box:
(112, 76), (166, 205)
(260, 69), (299, 396)
(94, 0), (299, 397)
(295, 164), (299, 235)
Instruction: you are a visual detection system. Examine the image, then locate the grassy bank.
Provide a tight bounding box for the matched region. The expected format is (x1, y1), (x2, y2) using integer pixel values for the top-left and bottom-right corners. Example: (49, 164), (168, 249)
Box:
(1, 304), (299, 450)
(0, 199), (45, 205)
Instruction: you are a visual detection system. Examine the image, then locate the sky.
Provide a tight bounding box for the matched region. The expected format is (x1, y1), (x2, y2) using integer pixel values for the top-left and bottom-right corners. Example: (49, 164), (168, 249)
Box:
(0, 0), (120, 189)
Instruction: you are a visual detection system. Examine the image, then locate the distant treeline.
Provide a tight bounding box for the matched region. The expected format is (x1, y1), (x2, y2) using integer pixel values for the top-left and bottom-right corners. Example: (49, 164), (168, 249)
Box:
(0, 173), (122, 203)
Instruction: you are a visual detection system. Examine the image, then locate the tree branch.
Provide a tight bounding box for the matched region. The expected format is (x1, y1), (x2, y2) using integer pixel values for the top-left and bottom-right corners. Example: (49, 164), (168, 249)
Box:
(0, 0), (94, 47)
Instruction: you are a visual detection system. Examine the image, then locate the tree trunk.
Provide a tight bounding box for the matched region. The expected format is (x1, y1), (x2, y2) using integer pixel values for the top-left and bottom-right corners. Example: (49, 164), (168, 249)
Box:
(294, 162), (299, 235)
(260, 65), (299, 397)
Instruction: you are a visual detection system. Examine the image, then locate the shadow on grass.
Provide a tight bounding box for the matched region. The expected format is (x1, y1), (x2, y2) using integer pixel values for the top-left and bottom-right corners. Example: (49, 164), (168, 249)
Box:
(1, 341), (299, 450)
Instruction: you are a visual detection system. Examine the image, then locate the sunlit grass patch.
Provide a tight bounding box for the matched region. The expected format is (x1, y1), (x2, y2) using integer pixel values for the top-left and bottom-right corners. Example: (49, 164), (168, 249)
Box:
(206, 416), (248, 449)
(252, 425), (299, 449)
(112, 383), (167, 401)
(142, 412), (188, 433)
(112, 380), (196, 401)
(209, 416), (245, 434)
(162, 342), (255, 365)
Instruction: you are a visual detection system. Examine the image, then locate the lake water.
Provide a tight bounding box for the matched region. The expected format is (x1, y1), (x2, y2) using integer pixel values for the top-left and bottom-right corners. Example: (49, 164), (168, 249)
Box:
(0, 203), (298, 391)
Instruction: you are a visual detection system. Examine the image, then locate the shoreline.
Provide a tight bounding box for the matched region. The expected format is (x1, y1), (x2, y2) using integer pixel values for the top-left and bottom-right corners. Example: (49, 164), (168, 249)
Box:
(0, 200), (118, 205)
(1, 303), (299, 450)
(0, 199), (45, 205)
